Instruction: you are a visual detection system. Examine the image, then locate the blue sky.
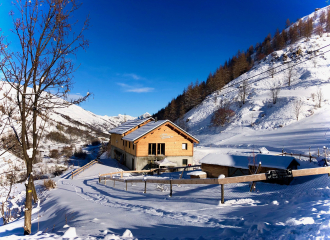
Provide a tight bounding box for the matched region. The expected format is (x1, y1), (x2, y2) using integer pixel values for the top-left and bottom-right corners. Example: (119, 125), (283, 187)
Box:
(0, 0), (327, 117)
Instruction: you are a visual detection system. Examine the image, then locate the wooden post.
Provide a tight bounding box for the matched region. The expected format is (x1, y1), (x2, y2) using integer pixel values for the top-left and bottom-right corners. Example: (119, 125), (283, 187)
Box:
(144, 181), (147, 194)
(113, 179), (115, 187)
(250, 162), (262, 192)
(221, 184), (224, 204)
(121, 172), (123, 178)
(71, 172), (73, 179)
(126, 181), (127, 191)
(170, 180), (172, 197)
(104, 177), (106, 185)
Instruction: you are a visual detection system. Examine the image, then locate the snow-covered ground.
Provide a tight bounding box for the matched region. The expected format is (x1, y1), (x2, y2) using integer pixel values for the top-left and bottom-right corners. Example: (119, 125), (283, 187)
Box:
(2, 154), (330, 239)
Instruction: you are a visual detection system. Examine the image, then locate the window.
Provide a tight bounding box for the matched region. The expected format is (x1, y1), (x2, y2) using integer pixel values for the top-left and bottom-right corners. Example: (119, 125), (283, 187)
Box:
(182, 143), (188, 150)
(182, 159), (188, 166)
(123, 140), (124, 146)
(157, 143), (165, 155)
(126, 141), (128, 147)
(133, 144), (135, 150)
(148, 143), (156, 155)
(129, 142), (130, 148)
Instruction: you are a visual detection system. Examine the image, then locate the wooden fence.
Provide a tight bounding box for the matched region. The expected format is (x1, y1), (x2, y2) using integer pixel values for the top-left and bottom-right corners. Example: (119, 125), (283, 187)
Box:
(99, 165), (201, 178)
(99, 166), (330, 203)
(72, 159), (99, 179)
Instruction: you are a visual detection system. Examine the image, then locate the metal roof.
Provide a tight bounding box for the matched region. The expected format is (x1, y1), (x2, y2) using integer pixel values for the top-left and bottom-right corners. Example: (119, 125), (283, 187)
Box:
(109, 117), (153, 135)
(122, 120), (199, 143)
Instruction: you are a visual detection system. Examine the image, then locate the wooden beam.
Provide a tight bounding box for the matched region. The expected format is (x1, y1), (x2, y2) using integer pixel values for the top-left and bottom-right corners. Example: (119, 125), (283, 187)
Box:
(292, 167), (330, 177)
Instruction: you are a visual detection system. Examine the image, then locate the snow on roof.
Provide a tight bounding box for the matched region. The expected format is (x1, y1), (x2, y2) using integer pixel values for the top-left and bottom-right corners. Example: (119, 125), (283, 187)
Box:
(122, 120), (199, 142)
(155, 158), (177, 166)
(200, 154), (300, 170)
(109, 117), (153, 134)
(187, 171), (206, 176)
(253, 154), (300, 170)
(200, 154), (250, 169)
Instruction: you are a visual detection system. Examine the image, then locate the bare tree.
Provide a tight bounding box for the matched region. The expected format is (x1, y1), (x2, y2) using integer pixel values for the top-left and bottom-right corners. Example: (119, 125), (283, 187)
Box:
(294, 99), (303, 120)
(270, 83), (281, 104)
(268, 64), (276, 78)
(211, 99), (235, 127)
(287, 62), (295, 86)
(316, 89), (323, 108)
(0, 0), (90, 234)
(238, 80), (249, 107)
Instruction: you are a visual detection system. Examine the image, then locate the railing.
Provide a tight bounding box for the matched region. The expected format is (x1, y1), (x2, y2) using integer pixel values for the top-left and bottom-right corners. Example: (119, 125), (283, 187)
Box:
(99, 165), (202, 178)
(99, 169), (158, 178)
(72, 159), (99, 179)
(99, 166), (330, 202)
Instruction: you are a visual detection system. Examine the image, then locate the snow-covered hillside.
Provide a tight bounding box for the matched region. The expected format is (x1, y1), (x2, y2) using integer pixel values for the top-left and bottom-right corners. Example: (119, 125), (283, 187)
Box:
(185, 6), (330, 157)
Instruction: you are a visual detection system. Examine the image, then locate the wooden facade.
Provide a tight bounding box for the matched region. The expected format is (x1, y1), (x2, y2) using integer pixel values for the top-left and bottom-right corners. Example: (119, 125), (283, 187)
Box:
(110, 119), (199, 170)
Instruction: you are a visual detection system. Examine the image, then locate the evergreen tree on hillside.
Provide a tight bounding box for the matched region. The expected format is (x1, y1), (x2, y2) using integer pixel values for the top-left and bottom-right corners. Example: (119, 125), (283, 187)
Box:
(288, 23), (299, 43)
(233, 51), (248, 79)
(286, 19), (291, 28)
(168, 99), (177, 121)
(184, 82), (195, 111)
(326, 9), (330, 31)
(298, 19), (304, 37)
(320, 10), (326, 26)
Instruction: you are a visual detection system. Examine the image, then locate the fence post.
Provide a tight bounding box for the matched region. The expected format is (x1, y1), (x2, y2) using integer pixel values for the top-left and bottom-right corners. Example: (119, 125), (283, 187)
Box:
(250, 162), (262, 192)
(113, 179), (115, 187)
(71, 172), (73, 179)
(221, 184), (224, 204)
(121, 172), (123, 178)
(170, 180), (172, 197)
(144, 181), (147, 194)
(104, 176), (106, 185)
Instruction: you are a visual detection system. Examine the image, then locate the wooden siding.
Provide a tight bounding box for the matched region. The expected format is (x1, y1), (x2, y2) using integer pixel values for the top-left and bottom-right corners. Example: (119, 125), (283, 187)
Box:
(201, 163), (229, 178)
(135, 124), (194, 157)
(110, 133), (136, 155)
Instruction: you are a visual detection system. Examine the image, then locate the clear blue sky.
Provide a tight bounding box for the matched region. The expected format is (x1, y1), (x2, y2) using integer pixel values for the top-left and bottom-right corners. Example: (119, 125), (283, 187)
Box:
(0, 0), (326, 117)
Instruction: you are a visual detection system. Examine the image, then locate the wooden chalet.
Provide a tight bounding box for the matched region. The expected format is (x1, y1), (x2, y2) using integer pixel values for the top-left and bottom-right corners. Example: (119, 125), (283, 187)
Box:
(109, 118), (199, 170)
(200, 153), (300, 184)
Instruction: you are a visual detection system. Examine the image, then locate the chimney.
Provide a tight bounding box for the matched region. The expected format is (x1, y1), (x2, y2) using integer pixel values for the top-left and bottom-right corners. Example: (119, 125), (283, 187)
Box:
(155, 117), (158, 122)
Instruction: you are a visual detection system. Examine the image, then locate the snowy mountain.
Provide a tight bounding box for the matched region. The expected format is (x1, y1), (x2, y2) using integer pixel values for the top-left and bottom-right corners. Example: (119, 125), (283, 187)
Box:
(182, 6), (330, 157)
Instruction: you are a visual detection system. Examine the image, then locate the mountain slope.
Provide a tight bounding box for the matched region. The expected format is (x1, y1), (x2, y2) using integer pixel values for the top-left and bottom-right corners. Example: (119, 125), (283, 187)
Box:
(184, 7), (330, 156)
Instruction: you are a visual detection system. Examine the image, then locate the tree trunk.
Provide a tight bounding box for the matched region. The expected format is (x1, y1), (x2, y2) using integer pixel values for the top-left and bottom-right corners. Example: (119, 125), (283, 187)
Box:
(24, 161), (33, 235)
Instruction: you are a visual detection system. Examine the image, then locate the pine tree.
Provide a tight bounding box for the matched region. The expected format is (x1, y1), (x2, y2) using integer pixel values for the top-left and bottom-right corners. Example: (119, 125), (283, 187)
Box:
(233, 51), (248, 79)
(289, 24), (299, 43)
(326, 8), (330, 31)
(298, 19), (303, 37)
(281, 29), (288, 45)
(286, 19), (291, 28)
(184, 82), (194, 111)
(320, 10), (326, 26)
